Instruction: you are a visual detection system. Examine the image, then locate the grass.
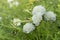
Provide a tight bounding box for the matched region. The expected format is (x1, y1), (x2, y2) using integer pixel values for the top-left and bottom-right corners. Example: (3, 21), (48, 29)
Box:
(0, 0), (60, 40)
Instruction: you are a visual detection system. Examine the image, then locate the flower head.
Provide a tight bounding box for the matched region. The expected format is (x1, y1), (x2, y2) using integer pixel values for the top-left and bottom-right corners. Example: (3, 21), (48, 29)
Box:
(32, 5), (46, 16)
(13, 1), (19, 6)
(12, 18), (21, 26)
(44, 11), (56, 21)
(7, 0), (13, 3)
(32, 13), (42, 26)
(23, 23), (35, 33)
(7, 0), (19, 8)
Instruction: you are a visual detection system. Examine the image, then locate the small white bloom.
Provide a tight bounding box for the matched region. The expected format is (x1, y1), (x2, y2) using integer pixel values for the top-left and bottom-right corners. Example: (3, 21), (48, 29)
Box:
(7, 0), (14, 8)
(7, 0), (13, 3)
(12, 18), (21, 26)
(32, 5), (46, 15)
(13, 1), (19, 6)
(44, 11), (56, 21)
(23, 23), (35, 33)
(32, 14), (42, 26)
(7, 0), (19, 8)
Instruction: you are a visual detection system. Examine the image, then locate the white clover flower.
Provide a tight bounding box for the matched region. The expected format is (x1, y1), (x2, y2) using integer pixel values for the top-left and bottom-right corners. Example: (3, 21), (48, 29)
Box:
(23, 23), (35, 33)
(32, 14), (42, 26)
(13, 1), (19, 6)
(32, 5), (46, 16)
(44, 11), (56, 21)
(12, 18), (21, 26)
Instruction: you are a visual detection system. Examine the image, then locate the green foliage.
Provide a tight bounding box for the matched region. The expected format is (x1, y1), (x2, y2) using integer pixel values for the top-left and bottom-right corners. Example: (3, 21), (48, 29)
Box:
(0, 0), (60, 40)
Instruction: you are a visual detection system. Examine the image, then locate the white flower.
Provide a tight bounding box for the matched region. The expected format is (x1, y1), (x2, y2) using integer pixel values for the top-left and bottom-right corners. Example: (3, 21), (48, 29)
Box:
(13, 1), (19, 6)
(7, 0), (19, 8)
(32, 14), (42, 26)
(12, 18), (21, 26)
(7, 0), (14, 8)
(32, 5), (46, 16)
(44, 11), (56, 21)
(7, 0), (13, 3)
(23, 23), (35, 33)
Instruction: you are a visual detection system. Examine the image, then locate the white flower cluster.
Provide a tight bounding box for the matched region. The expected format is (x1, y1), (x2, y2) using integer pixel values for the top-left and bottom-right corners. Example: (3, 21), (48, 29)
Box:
(32, 13), (42, 26)
(23, 23), (35, 33)
(31, 5), (56, 26)
(32, 5), (45, 26)
(12, 5), (56, 34)
(12, 18), (21, 26)
(7, 0), (19, 8)
(32, 5), (46, 15)
(44, 11), (56, 21)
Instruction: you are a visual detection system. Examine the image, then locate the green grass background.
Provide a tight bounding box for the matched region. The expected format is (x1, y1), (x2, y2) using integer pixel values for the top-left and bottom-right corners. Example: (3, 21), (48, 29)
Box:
(0, 0), (60, 40)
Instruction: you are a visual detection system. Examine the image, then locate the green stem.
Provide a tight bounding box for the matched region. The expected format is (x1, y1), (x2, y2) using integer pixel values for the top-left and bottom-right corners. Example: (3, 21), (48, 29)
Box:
(21, 18), (32, 23)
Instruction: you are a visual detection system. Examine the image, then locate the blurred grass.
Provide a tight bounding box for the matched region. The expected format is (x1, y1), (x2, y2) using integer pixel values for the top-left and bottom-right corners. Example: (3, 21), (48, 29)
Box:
(0, 0), (60, 40)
